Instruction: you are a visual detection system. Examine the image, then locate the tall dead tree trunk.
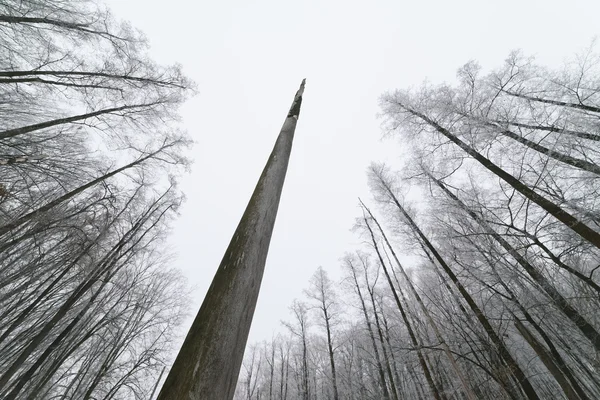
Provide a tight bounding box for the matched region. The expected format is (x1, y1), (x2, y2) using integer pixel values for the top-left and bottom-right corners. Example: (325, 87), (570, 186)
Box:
(156, 80), (306, 400)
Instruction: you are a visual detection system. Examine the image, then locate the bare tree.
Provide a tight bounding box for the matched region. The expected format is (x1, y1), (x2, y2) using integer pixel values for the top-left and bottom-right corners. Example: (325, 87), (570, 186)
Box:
(305, 267), (341, 400)
(0, 1), (193, 399)
(283, 301), (311, 400)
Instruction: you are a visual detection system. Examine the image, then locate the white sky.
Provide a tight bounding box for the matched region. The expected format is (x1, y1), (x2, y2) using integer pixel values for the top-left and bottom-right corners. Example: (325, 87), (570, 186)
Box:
(106, 0), (599, 346)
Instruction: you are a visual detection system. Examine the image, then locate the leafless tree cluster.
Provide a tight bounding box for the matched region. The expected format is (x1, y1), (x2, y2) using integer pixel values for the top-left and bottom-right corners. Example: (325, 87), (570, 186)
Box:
(235, 47), (600, 400)
(0, 1), (193, 399)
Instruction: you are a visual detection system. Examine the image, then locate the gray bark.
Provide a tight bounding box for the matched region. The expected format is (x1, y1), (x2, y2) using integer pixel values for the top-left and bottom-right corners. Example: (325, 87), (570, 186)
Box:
(156, 80), (306, 400)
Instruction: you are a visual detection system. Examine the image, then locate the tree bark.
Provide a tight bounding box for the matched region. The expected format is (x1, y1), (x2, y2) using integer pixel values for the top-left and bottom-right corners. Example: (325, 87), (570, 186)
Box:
(428, 172), (600, 351)
(346, 257), (391, 400)
(0, 102), (159, 140)
(494, 125), (600, 176)
(492, 120), (600, 142)
(0, 144), (173, 236)
(502, 90), (600, 114)
(359, 217), (443, 400)
(396, 102), (600, 249)
(323, 307), (340, 400)
(156, 81), (305, 400)
(366, 287), (400, 400)
(361, 200), (478, 400)
(370, 170), (540, 400)
(514, 319), (582, 400)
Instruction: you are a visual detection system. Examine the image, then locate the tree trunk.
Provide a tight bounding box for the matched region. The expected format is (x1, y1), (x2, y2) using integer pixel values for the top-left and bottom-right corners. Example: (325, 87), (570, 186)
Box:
(492, 120), (600, 142)
(370, 171), (540, 400)
(347, 258), (391, 400)
(156, 80), (305, 400)
(367, 289), (400, 400)
(472, 244), (591, 400)
(358, 218), (443, 400)
(0, 102), (159, 140)
(514, 319), (582, 400)
(323, 308), (340, 400)
(502, 90), (600, 114)
(361, 200), (478, 400)
(2, 272), (112, 400)
(0, 145), (171, 236)
(381, 310), (405, 400)
(495, 125), (600, 175)
(398, 103), (600, 249)
(428, 172), (600, 351)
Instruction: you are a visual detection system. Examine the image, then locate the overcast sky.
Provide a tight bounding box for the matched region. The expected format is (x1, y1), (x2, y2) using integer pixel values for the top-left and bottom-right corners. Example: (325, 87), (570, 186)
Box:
(106, 0), (599, 346)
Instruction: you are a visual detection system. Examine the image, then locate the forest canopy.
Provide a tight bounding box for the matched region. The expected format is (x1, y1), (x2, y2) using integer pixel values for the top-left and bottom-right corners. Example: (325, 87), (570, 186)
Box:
(1, 1), (600, 400)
